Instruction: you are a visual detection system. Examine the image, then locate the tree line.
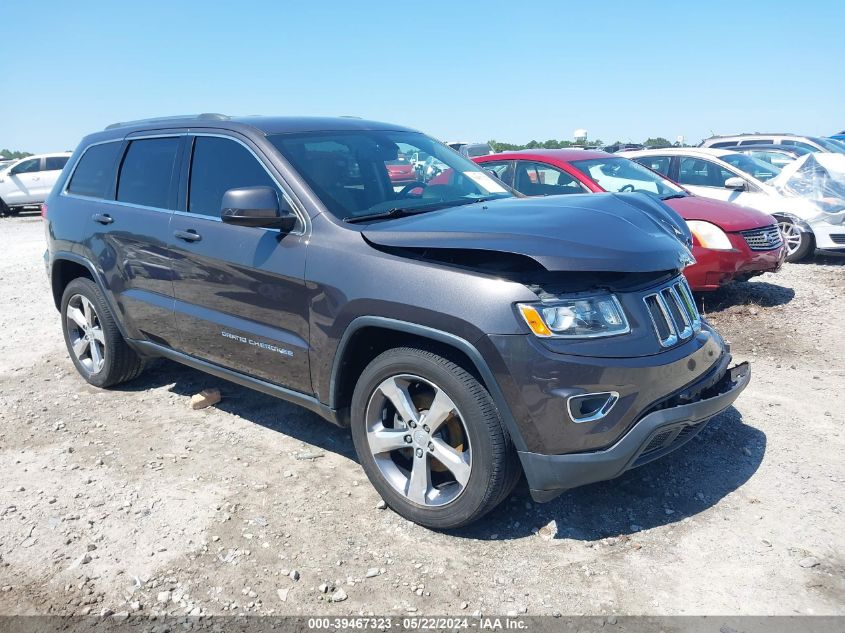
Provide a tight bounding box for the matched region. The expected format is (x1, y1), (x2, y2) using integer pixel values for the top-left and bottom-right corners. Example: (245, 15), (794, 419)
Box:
(488, 137), (682, 151)
(0, 149), (32, 160)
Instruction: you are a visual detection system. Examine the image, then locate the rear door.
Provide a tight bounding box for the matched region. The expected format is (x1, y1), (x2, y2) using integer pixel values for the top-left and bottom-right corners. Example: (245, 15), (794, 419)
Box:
(168, 133), (311, 393)
(64, 136), (181, 346)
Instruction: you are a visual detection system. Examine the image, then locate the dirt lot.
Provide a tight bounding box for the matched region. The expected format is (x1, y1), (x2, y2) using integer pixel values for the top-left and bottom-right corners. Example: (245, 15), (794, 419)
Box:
(0, 214), (843, 618)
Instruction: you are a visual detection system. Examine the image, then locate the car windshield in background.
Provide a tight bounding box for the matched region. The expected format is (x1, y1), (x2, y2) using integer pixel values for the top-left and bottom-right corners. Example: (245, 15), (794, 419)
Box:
(269, 131), (512, 221)
(721, 153), (781, 182)
(571, 157), (685, 199)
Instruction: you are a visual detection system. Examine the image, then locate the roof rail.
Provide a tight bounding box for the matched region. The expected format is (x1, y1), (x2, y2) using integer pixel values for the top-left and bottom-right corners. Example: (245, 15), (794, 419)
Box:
(104, 113), (229, 130)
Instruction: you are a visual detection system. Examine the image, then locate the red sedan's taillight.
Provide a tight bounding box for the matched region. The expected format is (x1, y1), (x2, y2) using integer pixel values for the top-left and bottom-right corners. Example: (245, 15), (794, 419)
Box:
(41, 203), (47, 219)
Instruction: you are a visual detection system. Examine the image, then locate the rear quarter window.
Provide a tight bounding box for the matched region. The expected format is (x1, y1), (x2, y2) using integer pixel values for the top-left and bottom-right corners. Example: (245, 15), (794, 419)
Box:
(67, 142), (122, 199)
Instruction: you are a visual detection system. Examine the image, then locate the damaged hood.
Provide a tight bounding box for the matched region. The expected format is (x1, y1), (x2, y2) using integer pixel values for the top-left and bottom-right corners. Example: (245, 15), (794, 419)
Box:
(362, 193), (694, 273)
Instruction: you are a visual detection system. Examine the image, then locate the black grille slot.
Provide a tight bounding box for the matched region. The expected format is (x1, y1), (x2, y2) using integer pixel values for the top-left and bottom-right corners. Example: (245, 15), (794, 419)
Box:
(632, 420), (710, 468)
(641, 430), (673, 455)
(831, 234), (845, 245)
(645, 295), (674, 343)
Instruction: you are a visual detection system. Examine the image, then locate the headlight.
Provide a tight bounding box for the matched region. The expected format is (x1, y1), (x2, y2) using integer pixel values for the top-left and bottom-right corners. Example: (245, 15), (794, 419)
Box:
(517, 294), (630, 339)
(686, 220), (733, 250)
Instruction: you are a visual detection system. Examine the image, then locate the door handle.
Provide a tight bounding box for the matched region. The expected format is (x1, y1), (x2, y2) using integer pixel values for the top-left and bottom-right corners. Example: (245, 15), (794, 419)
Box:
(92, 213), (113, 225)
(174, 229), (202, 242)
(32, 177), (40, 181)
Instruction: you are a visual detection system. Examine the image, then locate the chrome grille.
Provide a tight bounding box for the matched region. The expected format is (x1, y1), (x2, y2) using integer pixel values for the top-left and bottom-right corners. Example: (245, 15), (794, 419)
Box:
(644, 277), (701, 348)
(740, 224), (783, 251)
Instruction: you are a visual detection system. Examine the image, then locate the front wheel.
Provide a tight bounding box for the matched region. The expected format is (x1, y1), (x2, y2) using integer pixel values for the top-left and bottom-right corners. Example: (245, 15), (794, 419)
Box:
(778, 219), (814, 262)
(350, 347), (520, 529)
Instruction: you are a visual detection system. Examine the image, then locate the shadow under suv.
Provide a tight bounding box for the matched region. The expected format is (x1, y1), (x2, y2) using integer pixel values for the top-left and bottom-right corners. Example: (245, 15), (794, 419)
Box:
(44, 114), (750, 529)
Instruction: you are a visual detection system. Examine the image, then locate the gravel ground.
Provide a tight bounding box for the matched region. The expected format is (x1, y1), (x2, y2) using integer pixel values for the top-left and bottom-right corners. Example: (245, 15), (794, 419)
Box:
(0, 214), (843, 617)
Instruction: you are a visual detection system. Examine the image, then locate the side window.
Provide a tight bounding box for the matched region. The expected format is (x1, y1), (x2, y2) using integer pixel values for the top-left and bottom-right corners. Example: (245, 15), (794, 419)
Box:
(189, 136), (282, 218)
(116, 137), (180, 209)
(782, 140), (817, 152)
(738, 139), (771, 146)
(678, 158), (731, 187)
(514, 161), (586, 195)
(67, 142), (122, 199)
(479, 160), (514, 187)
(45, 156), (69, 171)
(636, 156), (671, 176)
(11, 158), (40, 174)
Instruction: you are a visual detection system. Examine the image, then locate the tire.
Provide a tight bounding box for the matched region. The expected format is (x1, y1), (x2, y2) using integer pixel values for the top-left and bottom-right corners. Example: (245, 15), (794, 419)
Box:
(0, 198), (11, 217)
(60, 277), (144, 388)
(778, 219), (814, 262)
(350, 347), (520, 529)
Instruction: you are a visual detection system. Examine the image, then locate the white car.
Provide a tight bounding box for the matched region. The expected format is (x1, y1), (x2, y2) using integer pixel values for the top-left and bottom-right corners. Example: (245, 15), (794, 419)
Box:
(625, 147), (845, 262)
(0, 152), (72, 215)
(700, 134), (845, 154)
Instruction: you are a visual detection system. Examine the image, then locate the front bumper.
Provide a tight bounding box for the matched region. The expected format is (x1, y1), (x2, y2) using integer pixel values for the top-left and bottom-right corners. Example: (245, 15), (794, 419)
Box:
(519, 362), (750, 502)
(809, 219), (845, 251)
(684, 233), (784, 291)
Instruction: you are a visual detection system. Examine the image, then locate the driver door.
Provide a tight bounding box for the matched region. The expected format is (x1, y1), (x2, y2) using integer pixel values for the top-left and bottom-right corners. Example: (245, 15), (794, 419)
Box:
(676, 157), (746, 203)
(168, 134), (312, 393)
(3, 157), (42, 205)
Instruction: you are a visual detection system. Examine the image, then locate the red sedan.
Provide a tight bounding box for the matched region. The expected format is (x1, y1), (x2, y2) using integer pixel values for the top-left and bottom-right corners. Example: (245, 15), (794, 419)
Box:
(385, 157), (417, 185)
(474, 149), (786, 291)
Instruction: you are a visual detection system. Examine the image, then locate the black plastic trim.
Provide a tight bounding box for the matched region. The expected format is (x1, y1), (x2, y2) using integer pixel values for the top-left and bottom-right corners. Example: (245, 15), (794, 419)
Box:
(131, 340), (342, 426)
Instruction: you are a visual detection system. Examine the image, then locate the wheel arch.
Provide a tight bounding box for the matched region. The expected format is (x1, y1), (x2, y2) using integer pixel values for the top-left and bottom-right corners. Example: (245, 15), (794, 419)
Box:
(50, 253), (132, 341)
(328, 316), (527, 452)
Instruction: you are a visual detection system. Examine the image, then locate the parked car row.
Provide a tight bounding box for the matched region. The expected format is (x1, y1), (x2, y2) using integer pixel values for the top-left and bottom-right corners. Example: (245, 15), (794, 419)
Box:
(624, 147), (845, 262)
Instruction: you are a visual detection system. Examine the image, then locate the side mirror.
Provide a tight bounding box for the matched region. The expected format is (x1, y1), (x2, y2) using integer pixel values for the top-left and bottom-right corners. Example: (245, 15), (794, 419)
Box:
(724, 176), (747, 191)
(220, 186), (298, 232)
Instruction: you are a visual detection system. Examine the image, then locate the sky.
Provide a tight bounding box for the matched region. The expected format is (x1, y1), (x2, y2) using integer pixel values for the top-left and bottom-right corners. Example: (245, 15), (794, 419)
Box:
(2, 1), (844, 154)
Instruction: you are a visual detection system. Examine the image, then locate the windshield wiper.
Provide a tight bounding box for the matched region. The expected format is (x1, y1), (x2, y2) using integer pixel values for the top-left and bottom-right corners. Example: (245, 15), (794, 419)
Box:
(660, 193), (688, 200)
(344, 197), (501, 224)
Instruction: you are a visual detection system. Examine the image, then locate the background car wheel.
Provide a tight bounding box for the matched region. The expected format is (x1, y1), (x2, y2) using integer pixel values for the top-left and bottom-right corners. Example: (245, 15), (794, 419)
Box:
(0, 198), (13, 217)
(350, 347), (520, 529)
(778, 219), (814, 262)
(60, 278), (144, 388)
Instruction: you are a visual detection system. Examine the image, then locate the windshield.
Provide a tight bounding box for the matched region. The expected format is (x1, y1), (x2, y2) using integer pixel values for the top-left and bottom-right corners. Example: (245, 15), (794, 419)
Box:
(721, 153), (781, 182)
(269, 131), (511, 220)
(571, 157), (685, 198)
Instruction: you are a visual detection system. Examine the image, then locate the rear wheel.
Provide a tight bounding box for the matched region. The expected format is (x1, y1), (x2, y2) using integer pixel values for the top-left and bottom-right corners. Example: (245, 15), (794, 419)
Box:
(350, 347), (520, 529)
(778, 219), (814, 262)
(60, 278), (144, 387)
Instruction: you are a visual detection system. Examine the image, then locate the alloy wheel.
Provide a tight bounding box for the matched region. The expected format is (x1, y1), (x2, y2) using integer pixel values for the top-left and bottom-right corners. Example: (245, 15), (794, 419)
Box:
(364, 374), (471, 507)
(777, 220), (803, 257)
(66, 294), (106, 374)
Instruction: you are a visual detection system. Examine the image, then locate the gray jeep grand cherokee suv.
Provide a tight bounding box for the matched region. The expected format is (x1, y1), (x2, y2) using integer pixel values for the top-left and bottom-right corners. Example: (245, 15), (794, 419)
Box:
(44, 114), (749, 528)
